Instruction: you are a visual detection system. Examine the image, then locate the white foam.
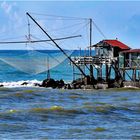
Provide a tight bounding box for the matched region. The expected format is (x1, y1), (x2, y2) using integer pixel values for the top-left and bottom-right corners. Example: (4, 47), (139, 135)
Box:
(0, 79), (42, 88)
(124, 86), (139, 89)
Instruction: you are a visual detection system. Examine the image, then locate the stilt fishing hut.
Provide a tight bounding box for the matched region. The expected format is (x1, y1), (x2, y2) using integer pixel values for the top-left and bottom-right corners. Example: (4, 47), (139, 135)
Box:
(94, 39), (130, 58)
(119, 49), (140, 87)
(93, 39), (130, 85)
(72, 39), (131, 88)
(24, 13), (140, 89)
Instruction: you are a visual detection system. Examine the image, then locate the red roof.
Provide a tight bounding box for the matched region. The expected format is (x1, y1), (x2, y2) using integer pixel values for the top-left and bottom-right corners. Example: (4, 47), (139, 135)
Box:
(120, 49), (140, 53)
(103, 40), (130, 50)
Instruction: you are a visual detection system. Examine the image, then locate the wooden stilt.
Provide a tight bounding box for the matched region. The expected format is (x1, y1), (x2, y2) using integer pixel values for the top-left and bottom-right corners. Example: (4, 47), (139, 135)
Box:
(90, 64), (93, 79)
(123, 69), (125, 81)
(106, 64), (109, 82)
(132, 69), (136, 82)
(108, 65), (111, 80)
(47, 57), (50, 79)
(73, 64), (75, 81)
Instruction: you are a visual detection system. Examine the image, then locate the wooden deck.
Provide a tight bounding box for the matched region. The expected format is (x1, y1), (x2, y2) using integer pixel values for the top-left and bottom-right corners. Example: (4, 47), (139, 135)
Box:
(71, 56), (113, 65)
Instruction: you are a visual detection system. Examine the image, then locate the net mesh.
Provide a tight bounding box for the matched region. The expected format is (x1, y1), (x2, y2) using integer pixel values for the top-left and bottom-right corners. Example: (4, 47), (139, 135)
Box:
(0, 13), (90, 75)
(0, 48), (73, 75)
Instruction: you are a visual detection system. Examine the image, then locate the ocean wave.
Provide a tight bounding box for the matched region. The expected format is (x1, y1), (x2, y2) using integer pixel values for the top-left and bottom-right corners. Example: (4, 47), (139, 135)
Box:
(81, 104), (116, 114)
(0, 123), (29, 132)
(0, 89), (44, 101)
(0, 106), (84, 121)
(0, 80), (42, 88)
(29, 106), (84, 115)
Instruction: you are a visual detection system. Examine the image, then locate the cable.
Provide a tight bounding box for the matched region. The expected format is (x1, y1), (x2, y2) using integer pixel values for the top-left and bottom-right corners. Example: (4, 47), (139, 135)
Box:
(26, 14), (31, 41)
(92, 21), (107, 39)
(45, 22), (85, 32)
(71, 20), (89, 35)
(31, 35), (55, 48)
(26, 37), (65, 64)
(30, 12), (89, 21)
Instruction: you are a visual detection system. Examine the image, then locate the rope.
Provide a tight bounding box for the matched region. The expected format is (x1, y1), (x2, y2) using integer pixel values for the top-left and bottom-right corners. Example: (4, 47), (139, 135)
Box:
(26, 14), (31, 41)
(92, 21), (107, 39)
(30, 12), (89, 21)
(46, 22), (85, 32)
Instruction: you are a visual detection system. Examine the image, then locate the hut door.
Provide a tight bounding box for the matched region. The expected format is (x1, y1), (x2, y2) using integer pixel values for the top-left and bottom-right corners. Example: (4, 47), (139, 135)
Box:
(113, 47), (120, 57)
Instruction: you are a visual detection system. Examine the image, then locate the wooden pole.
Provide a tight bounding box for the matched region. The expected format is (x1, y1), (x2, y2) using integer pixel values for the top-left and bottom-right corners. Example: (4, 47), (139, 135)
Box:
(89, 18), (93, 80)
(97, 64), (102, 81)
(123, 53), (126, 81)
(108, 64), (112, 80)
(47, 57), (50, 79)
(73, 64), (75, 81)
(132, 69), (136, 82)
(0, 35), (82, 44)
(106, 64), (109, 82)
(89, 18), (92, 57)
(123, 69), (125, 81)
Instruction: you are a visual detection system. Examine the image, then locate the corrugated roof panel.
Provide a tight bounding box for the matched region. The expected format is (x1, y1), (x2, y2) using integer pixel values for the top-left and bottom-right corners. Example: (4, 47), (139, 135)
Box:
(120, 49), (140, 53)
(104, 40), (130, 50)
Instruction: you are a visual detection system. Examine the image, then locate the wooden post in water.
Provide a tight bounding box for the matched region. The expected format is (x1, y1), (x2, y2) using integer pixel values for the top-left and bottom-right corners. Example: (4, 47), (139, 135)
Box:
(132, 69), (136, 82)
(97, 64), (102, 81)
(108, 64), (112, 80)
(106, 64), (109, 82)
(123, 69), (125, 81)
(72, 64), (75, 81)
(123, 53), (126, 81)
(47, 56), (50, 79)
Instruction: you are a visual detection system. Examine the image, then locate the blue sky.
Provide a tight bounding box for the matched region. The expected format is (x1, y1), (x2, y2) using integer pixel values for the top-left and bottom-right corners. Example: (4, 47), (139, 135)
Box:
(0, 1), (140, 49)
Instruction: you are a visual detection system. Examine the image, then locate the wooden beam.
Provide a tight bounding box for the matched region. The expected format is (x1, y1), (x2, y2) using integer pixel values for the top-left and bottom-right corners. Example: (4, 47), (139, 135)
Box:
(0, 35), (82, 44)
(26, 12), (87, 77)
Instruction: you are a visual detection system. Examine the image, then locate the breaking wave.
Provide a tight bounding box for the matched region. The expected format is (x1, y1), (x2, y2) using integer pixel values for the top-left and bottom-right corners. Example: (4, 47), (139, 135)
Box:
(0, 80), (42, 88)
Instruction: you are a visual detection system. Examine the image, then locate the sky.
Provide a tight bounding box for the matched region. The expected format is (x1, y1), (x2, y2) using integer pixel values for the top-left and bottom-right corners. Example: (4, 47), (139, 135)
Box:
(0, 1), (140, 49)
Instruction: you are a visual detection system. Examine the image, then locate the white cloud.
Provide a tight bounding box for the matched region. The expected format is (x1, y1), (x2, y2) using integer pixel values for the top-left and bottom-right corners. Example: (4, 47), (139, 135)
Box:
(1, 1), (12, 14)
(12, 11), (23, 28)
(1, 1), (24, 32)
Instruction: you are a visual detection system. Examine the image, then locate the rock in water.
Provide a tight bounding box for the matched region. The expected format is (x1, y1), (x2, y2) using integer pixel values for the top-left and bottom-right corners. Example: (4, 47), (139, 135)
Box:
(34, 83), (41, 87)
(56, 79), (65, 88)
(42, 78), (56, 88)
(41, 78), (65, 89)
(21, 82), (28, 85)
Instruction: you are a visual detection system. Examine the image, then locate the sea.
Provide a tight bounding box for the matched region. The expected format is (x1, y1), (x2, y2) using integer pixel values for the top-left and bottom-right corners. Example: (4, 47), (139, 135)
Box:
(0, 50), (140, 139)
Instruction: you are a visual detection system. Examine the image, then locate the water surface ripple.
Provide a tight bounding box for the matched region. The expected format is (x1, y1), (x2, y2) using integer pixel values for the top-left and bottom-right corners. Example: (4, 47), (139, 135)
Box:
(0, 88), (140, 139)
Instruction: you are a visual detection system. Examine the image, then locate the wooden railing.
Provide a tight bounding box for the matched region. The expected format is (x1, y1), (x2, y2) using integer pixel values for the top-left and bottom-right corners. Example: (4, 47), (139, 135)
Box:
(120, 59), (140, 68)
(71, 56), (112, 65)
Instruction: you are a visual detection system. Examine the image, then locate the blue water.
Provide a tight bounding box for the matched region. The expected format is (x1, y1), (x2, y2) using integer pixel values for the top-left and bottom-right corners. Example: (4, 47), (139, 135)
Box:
(0, 50), (77, 82)
(0, 50), (140, 139)
(0, 88), (140, 139)
(0, 50), (95, 82)
(0, 50), (114, 83)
